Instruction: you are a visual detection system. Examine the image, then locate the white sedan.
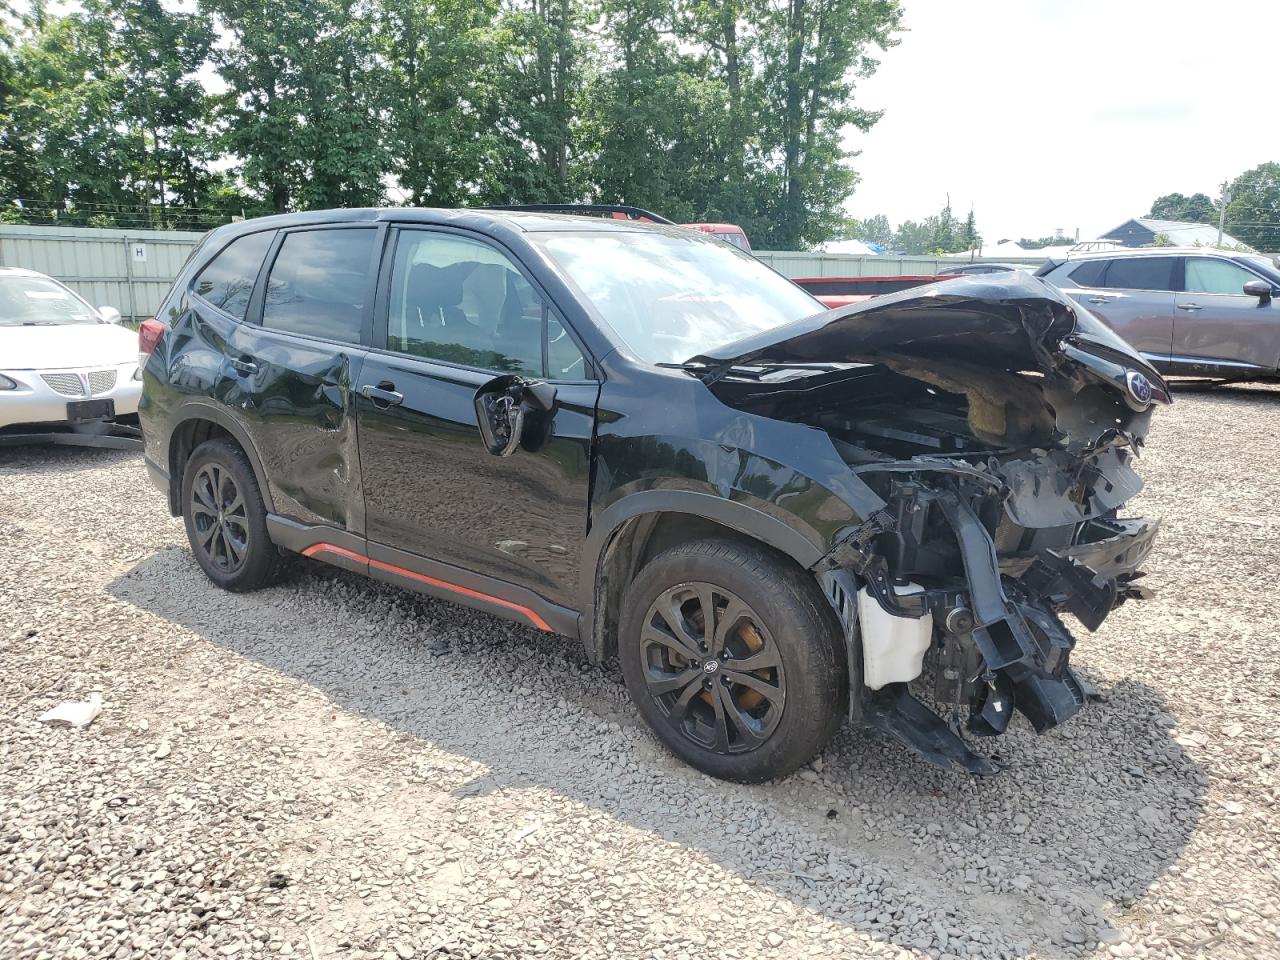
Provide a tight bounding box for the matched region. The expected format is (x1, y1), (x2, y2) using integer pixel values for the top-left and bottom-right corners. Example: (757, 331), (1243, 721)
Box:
(0, 267), (143, 447)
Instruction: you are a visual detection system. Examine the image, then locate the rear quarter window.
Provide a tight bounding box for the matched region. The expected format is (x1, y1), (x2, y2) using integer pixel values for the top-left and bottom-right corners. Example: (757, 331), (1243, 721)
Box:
(1067, 260), (1109, 287)
(190, 231), (276, 319)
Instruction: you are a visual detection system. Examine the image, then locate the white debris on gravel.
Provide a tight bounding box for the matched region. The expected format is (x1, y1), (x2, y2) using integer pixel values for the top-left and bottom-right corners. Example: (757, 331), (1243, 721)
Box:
(2, 385), (1280, 960)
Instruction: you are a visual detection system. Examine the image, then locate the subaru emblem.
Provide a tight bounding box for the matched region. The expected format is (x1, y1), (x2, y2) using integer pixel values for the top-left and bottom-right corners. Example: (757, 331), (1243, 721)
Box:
(1125, 370), (1153, 405)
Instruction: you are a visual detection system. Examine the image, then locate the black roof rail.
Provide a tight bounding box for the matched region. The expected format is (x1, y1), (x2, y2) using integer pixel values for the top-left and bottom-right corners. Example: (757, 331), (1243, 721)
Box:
(481, 204), (675, 225)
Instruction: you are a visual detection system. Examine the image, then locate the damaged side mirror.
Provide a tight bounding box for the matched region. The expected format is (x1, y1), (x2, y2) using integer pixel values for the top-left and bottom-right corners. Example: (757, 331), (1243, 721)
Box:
(473, 375), (558, 457)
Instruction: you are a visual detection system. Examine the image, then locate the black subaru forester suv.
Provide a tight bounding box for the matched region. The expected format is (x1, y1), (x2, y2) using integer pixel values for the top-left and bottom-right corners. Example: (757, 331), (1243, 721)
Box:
(139, 206), (1168, 781)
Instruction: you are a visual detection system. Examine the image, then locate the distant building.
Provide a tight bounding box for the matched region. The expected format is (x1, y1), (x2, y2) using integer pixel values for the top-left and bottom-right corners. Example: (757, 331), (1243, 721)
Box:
(1101, 217), (1249, 249)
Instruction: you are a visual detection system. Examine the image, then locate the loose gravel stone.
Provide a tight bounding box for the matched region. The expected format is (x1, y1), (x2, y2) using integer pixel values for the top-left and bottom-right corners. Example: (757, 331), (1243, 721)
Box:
(2, 384), (1280, 960)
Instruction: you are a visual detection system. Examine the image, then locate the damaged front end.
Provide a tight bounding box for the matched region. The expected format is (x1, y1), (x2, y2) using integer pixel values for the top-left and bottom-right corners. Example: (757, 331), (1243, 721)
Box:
(691, 274), (1169, 774)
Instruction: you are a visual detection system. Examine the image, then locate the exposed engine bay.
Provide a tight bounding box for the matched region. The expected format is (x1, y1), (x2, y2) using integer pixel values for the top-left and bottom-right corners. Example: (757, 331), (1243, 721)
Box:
(692, 275), (1169, 774)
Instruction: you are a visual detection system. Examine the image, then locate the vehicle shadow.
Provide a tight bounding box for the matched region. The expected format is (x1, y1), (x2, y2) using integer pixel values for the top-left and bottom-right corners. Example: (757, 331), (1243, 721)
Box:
(0, 442), (140, 475)
(107, 550), (1204, 959)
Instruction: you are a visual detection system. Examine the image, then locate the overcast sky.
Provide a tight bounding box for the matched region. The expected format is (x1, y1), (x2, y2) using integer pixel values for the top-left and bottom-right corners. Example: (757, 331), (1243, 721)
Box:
(841, 0), (1278, 244)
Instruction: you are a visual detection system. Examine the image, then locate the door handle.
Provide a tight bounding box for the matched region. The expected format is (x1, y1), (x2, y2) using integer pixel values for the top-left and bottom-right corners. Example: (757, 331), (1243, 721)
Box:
(359, 382), (404, 407)
(1177, 302), (1202, 311)
(229, 356), (258, 376)
(1086, 296), (1110, 304)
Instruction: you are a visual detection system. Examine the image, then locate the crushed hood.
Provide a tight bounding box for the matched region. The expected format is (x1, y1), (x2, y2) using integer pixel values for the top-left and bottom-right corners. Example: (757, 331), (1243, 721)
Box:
(688, 273), (1170, 452)
(688, 273), (1165, 384)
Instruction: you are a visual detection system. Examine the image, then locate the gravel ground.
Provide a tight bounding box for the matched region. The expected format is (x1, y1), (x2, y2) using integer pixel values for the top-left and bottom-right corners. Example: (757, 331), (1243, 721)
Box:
(3, 385), (1279, 960)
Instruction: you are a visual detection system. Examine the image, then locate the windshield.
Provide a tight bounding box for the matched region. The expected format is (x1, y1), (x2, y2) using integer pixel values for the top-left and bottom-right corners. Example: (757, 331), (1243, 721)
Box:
(0, 275), (99, 326)
(534, 229), (821, 364)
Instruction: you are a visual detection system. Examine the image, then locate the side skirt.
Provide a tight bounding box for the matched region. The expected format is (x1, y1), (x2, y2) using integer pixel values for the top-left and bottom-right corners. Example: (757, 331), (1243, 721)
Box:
(266, 515), (578, 637)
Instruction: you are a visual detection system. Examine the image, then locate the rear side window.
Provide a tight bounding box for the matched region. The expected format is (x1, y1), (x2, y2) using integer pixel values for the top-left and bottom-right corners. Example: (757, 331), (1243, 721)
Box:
(1067, 260), (1108, 287)
(262, 229), (375, 344)
(190, 231), (275, 319)
(1101, 257), (1176, 292)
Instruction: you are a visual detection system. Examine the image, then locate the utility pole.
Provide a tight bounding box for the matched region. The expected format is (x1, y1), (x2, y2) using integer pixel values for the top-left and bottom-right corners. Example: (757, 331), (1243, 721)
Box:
(1217, 179), (1231, 247)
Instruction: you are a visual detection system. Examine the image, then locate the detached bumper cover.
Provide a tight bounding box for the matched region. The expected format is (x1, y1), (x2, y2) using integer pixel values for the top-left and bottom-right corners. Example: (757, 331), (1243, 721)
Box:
(0, 421), (143, 450)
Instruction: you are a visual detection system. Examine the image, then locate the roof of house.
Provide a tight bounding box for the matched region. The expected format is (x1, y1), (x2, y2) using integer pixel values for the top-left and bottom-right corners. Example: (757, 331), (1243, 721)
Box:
(1103, 217), (1250, 250)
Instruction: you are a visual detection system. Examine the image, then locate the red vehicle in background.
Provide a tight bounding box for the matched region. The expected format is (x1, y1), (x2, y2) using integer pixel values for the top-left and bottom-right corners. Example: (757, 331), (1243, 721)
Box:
(683, 222), (752, 252)
(791, 274), (960, 308)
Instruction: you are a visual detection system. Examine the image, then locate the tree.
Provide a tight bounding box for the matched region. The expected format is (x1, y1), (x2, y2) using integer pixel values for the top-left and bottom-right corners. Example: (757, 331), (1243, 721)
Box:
(494, 0), (589, 202)
(1224, 162), (1280, 251)
(1, 6), (142, 214)
(1147, 191), (1216, 224)
(850, 213), (892, 246)
(82, 0), (219, 221)
(376, 0), (511, 206)
(205, 0), (387, 212)
(759, 0), (902, 249)
(891, 200), (980, 254)
(585, 0), (735, 220)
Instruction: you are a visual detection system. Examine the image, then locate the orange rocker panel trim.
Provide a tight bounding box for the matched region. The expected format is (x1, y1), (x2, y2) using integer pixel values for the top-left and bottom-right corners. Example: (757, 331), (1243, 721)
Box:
(301, 543), (553, 632)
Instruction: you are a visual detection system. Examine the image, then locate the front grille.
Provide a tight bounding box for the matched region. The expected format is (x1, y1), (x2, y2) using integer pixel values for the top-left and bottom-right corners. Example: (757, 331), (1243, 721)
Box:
(87, 369), (116, 395)
(41, 373), (84, 397)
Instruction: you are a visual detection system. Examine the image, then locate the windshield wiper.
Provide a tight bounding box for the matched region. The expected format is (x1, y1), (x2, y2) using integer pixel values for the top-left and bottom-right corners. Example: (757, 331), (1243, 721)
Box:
(658, 360), (846, 385)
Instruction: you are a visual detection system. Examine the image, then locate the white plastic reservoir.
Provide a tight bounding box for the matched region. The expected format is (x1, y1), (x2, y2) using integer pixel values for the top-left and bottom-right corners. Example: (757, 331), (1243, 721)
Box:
(858, 582), (934, 690)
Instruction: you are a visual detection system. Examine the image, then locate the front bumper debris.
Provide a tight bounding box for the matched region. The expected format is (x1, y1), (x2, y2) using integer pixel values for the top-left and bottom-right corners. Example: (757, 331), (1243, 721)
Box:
(820, 456), (1158, 776)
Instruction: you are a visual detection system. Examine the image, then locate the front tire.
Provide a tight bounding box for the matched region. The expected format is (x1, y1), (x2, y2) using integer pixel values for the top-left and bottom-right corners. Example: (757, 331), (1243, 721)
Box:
(619, 538), (846, 782)
(181, 438), (282, 592)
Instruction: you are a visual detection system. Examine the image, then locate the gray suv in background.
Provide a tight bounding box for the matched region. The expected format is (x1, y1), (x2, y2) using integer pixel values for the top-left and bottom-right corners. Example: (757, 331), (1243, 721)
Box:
(1037, 249), (1280, 380)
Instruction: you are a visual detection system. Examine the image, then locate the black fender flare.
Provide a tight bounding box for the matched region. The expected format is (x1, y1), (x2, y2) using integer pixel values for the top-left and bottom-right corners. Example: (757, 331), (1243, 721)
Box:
(166, 401), (275, 515)
(577, 489), (827, 660)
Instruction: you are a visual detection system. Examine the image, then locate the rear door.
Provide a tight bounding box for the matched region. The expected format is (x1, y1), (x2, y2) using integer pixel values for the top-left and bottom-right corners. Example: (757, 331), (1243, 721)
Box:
(227, 224), (381, 534)
(1171, 256), (1280, 376)
(356, 226), (599, 611)
(1061, 256), (1178, 366)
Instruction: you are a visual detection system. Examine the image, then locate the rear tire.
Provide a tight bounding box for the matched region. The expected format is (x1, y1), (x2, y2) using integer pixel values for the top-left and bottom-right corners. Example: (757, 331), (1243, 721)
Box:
(181, 438), (282, 592)
(619, 538), (846, 782)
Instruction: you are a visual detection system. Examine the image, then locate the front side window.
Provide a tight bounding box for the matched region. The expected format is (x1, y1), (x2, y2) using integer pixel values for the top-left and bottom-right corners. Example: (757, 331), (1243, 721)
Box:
(1100, 256), (1176, 292)
(534, 229), (821, 365)
(1184, 257), (1259, 296)
(262, 229), (375, 343)
(387, 231), (584, 377)
(0, 275), (98, 326)
(191, 230), (275, 319)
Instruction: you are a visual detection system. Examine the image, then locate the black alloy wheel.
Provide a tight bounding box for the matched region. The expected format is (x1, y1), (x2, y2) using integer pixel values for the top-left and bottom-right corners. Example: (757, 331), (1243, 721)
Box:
(620, 538), (845, 782)
(181, 438), (283, 592)
(639, 582), (786, 755)
(189, 461), (249, 574)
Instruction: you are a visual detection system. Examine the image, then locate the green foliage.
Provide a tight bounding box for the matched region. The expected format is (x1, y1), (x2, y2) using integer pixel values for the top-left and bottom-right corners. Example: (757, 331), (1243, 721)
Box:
(1017, 233), (1070, 250)
(842, 213), (891, 246)
(1151, 232), (1173, 247)
(1224, 162), (1280, 251)
(891, 200), (979, 255)
(0, 0), (903, 244)
(1147, 191), (1217, 224)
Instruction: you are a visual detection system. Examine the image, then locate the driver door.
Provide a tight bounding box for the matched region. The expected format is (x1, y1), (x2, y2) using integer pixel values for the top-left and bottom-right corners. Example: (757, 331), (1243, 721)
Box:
(356, 226), (599, 611)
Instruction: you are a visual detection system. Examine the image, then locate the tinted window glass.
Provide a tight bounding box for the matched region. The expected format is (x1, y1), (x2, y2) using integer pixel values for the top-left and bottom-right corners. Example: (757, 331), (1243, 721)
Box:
(1067, 259), (1108, 287)
(262, 229), (374, 343)
(191, 231), (274, 318)
(387, 231), (583, 377)
(1184, 258), (1258, 295)
(1101, 257), (1176, 292)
